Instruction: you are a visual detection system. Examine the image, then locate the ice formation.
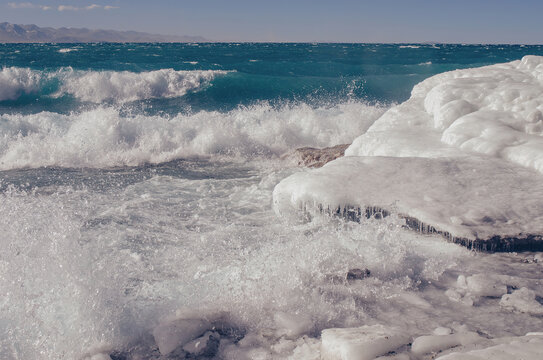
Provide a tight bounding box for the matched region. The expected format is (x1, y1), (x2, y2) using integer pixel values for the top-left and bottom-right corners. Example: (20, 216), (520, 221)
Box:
(346, 55), (543, 173)
(273, 56), (543, 249)
(500, 287), (543, 315)
(436, 333), (543, 360)
(319, 325), (408, 360)
(411, 332), (482, 355)
(316, 326), (543, 360)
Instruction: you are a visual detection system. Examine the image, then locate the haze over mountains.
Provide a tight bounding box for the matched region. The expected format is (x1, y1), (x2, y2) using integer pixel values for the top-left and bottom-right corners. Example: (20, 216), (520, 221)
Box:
(0, 22), (206, 43)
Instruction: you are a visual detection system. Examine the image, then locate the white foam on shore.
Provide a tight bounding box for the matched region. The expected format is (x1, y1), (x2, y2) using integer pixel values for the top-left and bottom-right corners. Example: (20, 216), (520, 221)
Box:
(0, 101), (386, 170)
(3, 162), (543, 359)
(0, 170), (466, 359)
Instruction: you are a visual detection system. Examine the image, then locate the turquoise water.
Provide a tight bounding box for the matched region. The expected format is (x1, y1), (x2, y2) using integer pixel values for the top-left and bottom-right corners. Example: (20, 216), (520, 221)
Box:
(2, 44), (543, 359)
(2, 43), (543, 114)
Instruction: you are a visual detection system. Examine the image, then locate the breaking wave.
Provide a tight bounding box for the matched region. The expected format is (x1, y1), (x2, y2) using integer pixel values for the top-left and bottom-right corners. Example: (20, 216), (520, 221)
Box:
(0, 67), (230, 103)
(0, 67), (43, 101)
(0, 101), (388, 170)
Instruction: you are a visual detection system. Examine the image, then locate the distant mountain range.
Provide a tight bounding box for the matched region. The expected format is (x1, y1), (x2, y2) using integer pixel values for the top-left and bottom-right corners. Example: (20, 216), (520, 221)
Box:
(0, 22), (207, 43)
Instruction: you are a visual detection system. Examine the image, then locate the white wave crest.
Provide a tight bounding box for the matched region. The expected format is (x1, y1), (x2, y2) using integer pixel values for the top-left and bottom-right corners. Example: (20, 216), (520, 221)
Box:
(58, 48), (78, 53)
(59, 68), (229, 103)
(0, 101), (387, 169)
(0, 67), (43, 101)
(0, 67), (229, 103)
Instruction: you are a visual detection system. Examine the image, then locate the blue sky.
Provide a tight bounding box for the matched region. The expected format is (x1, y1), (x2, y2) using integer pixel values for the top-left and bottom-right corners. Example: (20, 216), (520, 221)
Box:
(1, 0), (543, 43)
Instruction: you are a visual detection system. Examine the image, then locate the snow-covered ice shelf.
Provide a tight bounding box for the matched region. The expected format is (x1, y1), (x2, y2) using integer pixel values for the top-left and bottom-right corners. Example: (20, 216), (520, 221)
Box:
(273, 56), (543, 251)
(273, 156), (543, 250)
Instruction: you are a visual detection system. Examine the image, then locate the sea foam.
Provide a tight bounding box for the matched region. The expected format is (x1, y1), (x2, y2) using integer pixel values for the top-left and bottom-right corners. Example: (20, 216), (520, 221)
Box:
(0, 182), (465, 359)
(0, 101), (386, 170)
(58, 68), (229, 103)
(0, 67), (43, 101)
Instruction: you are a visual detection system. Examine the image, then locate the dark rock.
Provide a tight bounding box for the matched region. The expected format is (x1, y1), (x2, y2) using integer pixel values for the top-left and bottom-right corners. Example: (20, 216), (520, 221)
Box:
(212, 322), (246, 343)
(347, 268), (371, 281)
(165, 345), (188, 359)
(109, 352), (128, 360)
(106, 316), (247, 359)
(182, 331), (220, 358)
(283, 144), (350, 168)
(153, 316), (246, 359)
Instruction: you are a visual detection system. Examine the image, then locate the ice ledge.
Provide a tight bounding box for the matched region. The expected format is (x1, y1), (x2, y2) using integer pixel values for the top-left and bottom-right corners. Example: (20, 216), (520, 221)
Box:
(273, 156), (543, 252)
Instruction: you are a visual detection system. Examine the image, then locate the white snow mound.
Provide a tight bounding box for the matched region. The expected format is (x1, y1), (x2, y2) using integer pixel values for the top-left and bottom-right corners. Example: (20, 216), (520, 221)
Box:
(346, 56), (543, 174)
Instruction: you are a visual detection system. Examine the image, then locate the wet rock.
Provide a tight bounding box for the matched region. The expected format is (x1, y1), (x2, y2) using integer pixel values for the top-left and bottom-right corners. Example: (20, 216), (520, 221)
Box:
(325, 268), (371, 285)
(347, 268), (371, 281)
(108, 352), (127, 360)
(151, 312), (247, 359)
(182, 331), (221, 358)
(283, 144), (349, 168)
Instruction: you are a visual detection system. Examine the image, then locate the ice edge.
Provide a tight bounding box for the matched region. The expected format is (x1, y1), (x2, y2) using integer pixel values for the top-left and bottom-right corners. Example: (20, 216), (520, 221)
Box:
(319, 204), (543, 252)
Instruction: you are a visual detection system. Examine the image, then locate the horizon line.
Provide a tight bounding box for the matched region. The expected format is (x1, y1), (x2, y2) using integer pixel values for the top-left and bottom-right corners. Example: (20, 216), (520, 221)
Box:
(1, 41), (542, 46)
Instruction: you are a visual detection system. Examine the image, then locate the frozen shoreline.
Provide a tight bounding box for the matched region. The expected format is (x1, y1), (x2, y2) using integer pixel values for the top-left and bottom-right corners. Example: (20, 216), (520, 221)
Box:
(93, 306), (543, 359)
(5, 45), (543, 360)
(274, 56), (543, 251)
(274, 155), (543, 251)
